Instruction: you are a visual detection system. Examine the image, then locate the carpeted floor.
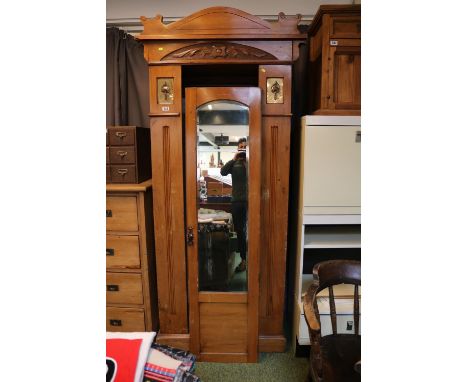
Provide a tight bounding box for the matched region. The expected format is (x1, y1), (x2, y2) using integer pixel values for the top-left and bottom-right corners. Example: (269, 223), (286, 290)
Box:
(193, 346), (309, 382)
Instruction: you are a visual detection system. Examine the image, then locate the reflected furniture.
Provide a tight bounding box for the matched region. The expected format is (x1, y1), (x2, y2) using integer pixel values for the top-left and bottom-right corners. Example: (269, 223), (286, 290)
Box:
(106, 180), (158, 331)
(136, 7), (305, 360)
(197, 221), (237, 291)
(303, 260), (361, 382)
(307, 4), (361, 115)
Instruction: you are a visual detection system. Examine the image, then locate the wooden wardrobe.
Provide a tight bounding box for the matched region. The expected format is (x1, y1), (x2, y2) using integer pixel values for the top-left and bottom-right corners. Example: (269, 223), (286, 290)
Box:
(136, 7), (305, 362)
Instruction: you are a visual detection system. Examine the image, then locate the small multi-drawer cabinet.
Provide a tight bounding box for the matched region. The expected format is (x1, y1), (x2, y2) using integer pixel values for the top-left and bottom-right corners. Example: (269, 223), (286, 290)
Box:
(106, 126), (152, 184)
(106, 180), (158, 332)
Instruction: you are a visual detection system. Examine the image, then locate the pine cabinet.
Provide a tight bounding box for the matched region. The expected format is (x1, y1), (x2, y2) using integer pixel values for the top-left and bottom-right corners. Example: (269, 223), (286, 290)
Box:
(308, 5), (361, 115)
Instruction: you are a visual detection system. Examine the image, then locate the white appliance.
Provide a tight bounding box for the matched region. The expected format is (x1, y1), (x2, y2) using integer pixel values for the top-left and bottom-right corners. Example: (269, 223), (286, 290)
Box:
(292, 115), (361, 350)
(301, 115), (361, 216)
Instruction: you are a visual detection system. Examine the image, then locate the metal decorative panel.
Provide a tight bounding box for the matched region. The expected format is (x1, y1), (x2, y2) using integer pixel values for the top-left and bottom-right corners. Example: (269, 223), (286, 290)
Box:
(266, 78), (284, 104)
(157, 78), (174, 104)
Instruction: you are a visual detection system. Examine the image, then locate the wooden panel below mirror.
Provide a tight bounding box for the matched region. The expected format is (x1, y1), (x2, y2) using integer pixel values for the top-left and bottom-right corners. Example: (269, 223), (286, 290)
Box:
(199, 303), (248, 354)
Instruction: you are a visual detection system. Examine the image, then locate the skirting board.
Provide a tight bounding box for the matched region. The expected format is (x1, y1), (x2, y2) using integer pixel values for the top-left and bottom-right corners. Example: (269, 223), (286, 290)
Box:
(258, 335), (287, 352)
(156, 333), (190, 350)
(199, 353), (249, 363)
(156, 334), (286, 353)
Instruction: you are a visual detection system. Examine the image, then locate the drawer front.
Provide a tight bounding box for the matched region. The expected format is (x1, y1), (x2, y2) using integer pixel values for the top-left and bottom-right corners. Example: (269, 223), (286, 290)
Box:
(106, 235), (141, 269)
(109, 127), (135, 146)
(110, 146), (136, 164)
(106, 196), (138, 231)
(106, 272), (143, 304)
(110, 165), (136, 184)
(106, 307), (145, 332)
(298, 313), (361, 344)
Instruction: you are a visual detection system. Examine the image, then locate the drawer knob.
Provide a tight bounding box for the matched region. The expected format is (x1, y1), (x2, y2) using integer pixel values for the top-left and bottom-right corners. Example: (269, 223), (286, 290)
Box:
(117, 150), (128, 158)
(115, 132), (127, 139)
(117, 169), (128, 176)
(110, 319), (122, 326)
(106, 209), (112, 217)
(106, 248), (115, 256)
(107, 284), (119, 292)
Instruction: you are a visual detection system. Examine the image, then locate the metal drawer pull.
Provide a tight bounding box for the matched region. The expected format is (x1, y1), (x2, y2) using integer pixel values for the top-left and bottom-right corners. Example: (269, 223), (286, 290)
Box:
(110, 319), (122, 326)
(117, 169), (128, 176)
(106, 209), (112, 217)
(107, 284), (119, 292)
(106, 248), (115, 256)
(117, 151), (128, 158)
(115, 131), (127, 139)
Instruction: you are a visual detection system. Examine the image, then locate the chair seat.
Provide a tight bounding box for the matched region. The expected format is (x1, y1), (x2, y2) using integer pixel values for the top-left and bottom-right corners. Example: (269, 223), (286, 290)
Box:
(320, 334), (361, 382)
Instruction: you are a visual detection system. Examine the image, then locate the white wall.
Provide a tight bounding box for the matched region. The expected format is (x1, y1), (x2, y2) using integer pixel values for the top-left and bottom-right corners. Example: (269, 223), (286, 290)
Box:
(107, 0), (357, 24)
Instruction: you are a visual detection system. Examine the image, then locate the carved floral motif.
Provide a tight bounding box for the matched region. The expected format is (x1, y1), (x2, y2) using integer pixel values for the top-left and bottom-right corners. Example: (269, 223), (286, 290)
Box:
(162, 43), (276, 60)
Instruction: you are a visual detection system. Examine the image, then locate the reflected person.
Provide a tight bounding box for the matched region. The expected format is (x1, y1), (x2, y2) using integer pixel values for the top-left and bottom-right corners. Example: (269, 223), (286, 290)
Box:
(220, 137), (247, 272)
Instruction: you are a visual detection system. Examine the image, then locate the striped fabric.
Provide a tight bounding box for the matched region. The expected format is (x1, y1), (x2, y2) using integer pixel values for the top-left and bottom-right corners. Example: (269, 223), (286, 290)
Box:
(151, 344), (196, 373)
(143, 344), (200, 382)
(144, 363), (177, 381)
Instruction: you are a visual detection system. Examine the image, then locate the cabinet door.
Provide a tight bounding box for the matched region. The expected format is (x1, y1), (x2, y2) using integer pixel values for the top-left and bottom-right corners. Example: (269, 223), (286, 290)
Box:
(328, 45), (361, 111)
(303, 125), (360, 214)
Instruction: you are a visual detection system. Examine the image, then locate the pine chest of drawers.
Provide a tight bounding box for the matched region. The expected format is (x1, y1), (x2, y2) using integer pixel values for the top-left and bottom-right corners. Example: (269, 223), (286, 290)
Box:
(106, 180), (158, 332)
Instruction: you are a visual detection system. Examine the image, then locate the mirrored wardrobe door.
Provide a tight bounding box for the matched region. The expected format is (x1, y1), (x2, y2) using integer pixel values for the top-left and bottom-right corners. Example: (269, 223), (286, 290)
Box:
(185, 87), (261, 362)
(197, 100), (249, 292)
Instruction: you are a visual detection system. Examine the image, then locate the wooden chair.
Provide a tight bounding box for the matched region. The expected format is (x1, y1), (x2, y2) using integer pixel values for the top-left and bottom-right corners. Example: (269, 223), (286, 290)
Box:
(303, 260), (361, 382)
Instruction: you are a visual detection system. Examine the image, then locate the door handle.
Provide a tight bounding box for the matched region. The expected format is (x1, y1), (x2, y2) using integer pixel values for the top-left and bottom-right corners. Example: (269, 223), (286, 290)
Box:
(186, 226), (194, 246)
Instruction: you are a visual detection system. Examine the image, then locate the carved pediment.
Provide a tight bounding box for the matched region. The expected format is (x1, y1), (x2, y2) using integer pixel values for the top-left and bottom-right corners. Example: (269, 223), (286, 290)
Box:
(162, 42), (276, 61)
(139, 6), (302, 39)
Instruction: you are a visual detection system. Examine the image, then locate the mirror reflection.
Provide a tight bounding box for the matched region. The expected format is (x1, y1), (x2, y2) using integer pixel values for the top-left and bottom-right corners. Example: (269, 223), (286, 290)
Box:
(197, 101), (249, 292)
